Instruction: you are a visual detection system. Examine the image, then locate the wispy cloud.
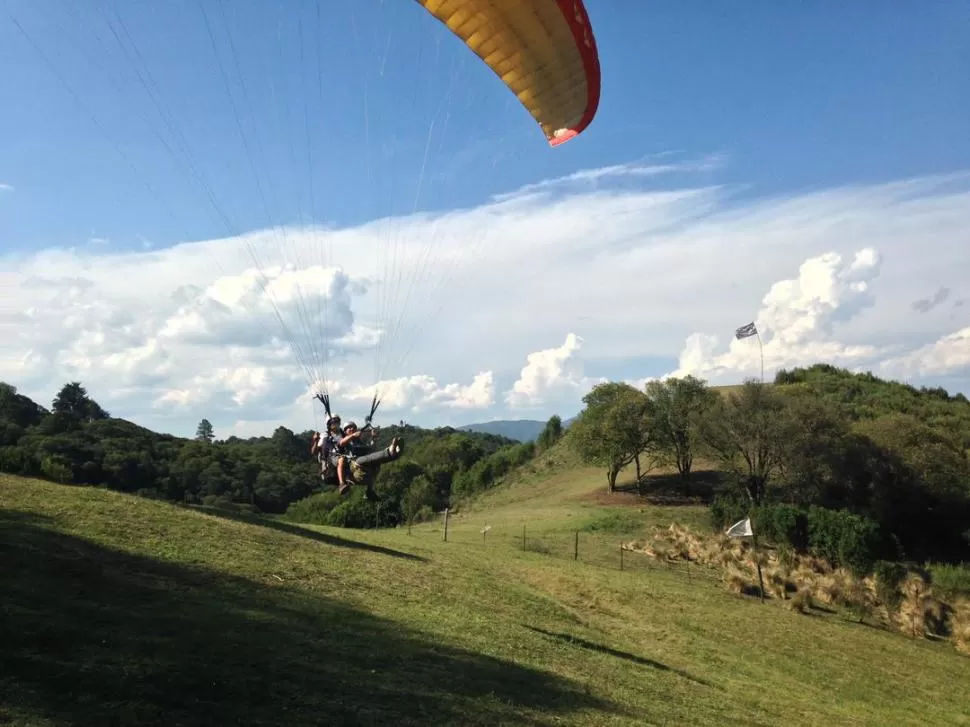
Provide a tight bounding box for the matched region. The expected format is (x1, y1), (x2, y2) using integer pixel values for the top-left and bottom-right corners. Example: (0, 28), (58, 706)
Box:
(0, 183), (14, 193)
(490, 153), (725, 203)
(912, 286), (950, 314)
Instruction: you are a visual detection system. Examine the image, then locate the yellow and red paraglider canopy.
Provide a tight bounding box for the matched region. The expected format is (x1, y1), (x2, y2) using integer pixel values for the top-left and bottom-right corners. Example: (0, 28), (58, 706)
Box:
(416, 0), (601, 146)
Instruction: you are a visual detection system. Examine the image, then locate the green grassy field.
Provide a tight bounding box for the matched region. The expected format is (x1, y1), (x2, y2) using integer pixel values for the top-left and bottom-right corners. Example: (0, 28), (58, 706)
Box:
(3, 462), (969, 726)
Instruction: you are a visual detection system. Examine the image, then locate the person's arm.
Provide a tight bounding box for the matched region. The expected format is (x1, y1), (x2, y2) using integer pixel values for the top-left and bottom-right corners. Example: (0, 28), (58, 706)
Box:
(338, 432), (360, 447)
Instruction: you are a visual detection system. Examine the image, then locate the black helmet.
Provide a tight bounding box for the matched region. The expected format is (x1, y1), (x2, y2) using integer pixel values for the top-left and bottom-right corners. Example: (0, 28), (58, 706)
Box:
(326, 415), (342, 430)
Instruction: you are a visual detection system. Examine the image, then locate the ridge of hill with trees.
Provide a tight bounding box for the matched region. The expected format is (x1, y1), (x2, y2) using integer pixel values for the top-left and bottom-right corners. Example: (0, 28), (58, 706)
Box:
(566, 364), (970, 572)
(4, 363), (970, 572)
(0, 381), (566, 530)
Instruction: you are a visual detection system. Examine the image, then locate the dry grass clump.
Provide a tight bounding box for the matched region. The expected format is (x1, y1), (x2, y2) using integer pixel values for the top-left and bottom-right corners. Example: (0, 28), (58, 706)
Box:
(788, 585), (815, 613)
(895, 572), (946, 639)
(816, 568), (856, 608)
(723, 566), (751, 595)
(948, 598), (970, 655)
(662, 523), (705, 562)
(764, 567), (789, 600)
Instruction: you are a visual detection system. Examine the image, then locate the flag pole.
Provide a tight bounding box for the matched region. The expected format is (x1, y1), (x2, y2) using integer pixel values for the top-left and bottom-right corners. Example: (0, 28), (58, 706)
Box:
(731, 321), (766, 602)
(726, 517), (765, 603)
(751, 521), (766, 603)
(756, 330), (764, 384)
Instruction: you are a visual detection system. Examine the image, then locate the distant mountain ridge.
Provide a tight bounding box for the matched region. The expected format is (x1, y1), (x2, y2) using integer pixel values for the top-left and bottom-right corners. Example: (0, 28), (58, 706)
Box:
(458, 416), (576, 442)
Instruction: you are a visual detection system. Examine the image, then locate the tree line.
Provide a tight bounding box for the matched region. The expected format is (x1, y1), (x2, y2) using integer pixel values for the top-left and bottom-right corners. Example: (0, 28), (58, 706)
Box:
(567, 364), (970, 568)
(0, 381), (564, 528)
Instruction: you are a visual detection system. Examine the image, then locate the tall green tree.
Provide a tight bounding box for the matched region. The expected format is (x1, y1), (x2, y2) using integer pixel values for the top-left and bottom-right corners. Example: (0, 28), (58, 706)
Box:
(568, 382), (653, 493)
(51, 382), (108, 423)
(644, 375), (716, 489)
(536, 415), (563, 451)
(0, 383), (47, 428)
(195, 419), (215, 444)
(773, 391), (853, 506)
(401, 474), (437, 525)
(698, 380), (798, 505)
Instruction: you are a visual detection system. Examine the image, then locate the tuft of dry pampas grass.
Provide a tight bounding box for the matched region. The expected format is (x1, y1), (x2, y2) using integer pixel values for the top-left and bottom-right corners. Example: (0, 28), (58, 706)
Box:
(949, 599), (970, 655)
(788, 585), (815, 613)
(897, 573), (929, 638)
(723, 566), (753, 596)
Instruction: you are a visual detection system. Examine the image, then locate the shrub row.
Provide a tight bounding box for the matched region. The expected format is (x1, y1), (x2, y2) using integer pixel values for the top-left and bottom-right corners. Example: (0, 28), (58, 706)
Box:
(710, 495), (892, 575)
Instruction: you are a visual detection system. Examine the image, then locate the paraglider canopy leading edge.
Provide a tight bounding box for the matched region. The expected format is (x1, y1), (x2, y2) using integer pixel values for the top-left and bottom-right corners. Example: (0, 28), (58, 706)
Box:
(415, 0), (602, 147)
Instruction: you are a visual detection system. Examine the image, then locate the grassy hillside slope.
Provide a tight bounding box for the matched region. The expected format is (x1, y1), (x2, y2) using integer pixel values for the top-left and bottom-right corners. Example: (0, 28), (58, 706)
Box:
(3, 472), (970, 726)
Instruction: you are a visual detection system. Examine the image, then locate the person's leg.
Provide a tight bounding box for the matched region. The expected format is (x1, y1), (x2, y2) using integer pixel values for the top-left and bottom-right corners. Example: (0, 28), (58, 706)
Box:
(350, 457), (365, 481)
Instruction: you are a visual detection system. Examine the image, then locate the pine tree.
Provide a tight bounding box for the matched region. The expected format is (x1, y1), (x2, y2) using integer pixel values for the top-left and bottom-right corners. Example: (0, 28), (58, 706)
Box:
(195, 418), (215, 443)
(51, 382), (109, 422)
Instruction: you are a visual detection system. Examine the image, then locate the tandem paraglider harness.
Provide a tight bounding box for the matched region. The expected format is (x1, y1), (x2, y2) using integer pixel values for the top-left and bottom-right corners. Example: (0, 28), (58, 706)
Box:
(312, 392), (402, 487)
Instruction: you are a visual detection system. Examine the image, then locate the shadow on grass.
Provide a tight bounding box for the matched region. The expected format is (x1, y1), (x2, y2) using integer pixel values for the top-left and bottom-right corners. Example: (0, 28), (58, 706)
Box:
(524, 626), (714, 688)
(186, 504), (428, 563)
(1, 508), (615, 726)
(623, 469), (729, 504)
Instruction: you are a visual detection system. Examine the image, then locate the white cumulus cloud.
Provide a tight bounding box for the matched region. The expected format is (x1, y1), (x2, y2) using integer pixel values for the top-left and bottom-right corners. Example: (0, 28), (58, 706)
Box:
(880, 327), (970, 380)
(505, 333), (606, 410)
(667, 245), (970, 385)
(343, 371), (496, 413)
(2, 163), (970, 437)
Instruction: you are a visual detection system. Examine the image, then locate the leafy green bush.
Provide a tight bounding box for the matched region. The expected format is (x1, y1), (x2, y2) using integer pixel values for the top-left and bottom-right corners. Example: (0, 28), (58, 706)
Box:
(284, 491), (342, 525)
(324, 491), (378, 528)
(807, 506), (884, 575)
(40, 455), (72, 484)
(927, 562), (970, 599)
(709, 492), (748, 532)
(755, 504), (809, 551)
(413, 504), (435, 524)
(452, 442), (535, 499)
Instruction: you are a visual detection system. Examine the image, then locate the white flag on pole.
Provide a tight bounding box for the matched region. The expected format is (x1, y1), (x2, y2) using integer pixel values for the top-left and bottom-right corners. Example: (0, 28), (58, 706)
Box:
(726, 517), (753, 538)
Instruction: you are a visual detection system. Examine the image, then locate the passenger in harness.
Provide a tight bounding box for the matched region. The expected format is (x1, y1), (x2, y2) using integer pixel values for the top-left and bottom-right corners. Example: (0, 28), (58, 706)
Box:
(310, 415), (366, 495)
(309, 396), (404, 498)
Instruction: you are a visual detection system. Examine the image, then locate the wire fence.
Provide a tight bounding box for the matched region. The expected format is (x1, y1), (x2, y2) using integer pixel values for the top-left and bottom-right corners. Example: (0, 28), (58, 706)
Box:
(402, 509), (723, 587)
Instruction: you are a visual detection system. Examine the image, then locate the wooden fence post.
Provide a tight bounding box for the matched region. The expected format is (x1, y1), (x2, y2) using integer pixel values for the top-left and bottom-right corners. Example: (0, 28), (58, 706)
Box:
(619, 544), (624, 571)
(574, 531), (579, 561)
(443, 508), (449, 542)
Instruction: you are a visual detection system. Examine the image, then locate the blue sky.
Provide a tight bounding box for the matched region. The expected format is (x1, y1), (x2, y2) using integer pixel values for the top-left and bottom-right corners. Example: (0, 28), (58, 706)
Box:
(4, 0), (967, 252)
(3, 1), (969, 435)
